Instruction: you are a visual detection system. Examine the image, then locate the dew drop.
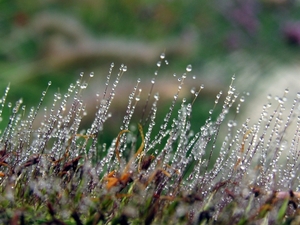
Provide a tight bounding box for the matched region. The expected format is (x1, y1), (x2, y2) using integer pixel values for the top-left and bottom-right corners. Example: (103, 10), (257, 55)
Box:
(122, 66), (127, 72)
(157, 61), (161, 67)
(90, 72), (94, 77)
(190, 87), (196, 94)
(240, 96), (245, 102)
(48, 81), (52, 86)
(192, 75), (196, 79)
(186, 64), (192, 72)
(267, 94), (272, 100)
(160, 52), (165, 59)
(80, 72), (84, 77)
(81, 82), (88, 89)
(284, 88), (289, 94)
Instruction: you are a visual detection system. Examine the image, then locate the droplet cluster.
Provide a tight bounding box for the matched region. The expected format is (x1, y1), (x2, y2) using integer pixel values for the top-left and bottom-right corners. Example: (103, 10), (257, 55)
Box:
(0, 56), (299, 223)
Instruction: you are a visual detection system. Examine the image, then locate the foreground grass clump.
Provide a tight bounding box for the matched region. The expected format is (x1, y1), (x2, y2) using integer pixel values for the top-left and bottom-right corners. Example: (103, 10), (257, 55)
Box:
(1, 61), (300, 225)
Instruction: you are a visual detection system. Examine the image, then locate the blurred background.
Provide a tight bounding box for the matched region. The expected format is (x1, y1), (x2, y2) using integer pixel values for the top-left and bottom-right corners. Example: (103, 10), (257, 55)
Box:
(1, 0), (300, 141)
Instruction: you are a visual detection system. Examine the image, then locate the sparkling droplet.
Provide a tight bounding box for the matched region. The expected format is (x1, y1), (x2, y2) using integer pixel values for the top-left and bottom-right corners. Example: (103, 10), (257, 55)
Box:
(190, 87), (196, 94)
(90, 72), (94, 77)
(267, 94), (272, 100)
(48, 81), (52, 86)
(81, 82), (88, 89)
(160, 53), (165, 59)
(186, 64), (192, 72)
(284, 88), (289, 94)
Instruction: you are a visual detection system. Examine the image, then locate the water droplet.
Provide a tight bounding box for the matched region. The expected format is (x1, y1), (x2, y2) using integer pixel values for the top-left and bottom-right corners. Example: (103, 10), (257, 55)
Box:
(240, 96), (245, 102)
(90, 72), (94, 77)
(186, 64), (192, 72)
(48, 81), (52, 86)
(122, 66), (127, 72)
(173, 73), (177, 77)
(160, 52), (165, 59)
(190, 87), (196, 94)
(192, 75), (196, 79)
(284, 88), (289, 94)
(80, 72), (84, 77)
(267, 94), (272, 100)
(81, 82), (88, 89)
(157, 61), (161, 67)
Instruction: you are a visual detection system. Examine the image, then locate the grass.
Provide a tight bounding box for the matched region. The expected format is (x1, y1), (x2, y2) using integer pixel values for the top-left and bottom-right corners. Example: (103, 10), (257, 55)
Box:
(0, 59), (300, 224)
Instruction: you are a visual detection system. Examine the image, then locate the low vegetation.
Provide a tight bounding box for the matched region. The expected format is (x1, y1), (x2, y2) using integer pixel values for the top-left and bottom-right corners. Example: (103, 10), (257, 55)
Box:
(0, 58), (300, 224)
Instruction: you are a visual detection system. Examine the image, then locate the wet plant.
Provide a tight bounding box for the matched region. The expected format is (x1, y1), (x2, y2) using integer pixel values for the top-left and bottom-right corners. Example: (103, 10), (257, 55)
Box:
(0, 55), (300, 225)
